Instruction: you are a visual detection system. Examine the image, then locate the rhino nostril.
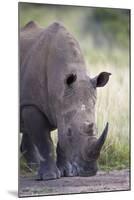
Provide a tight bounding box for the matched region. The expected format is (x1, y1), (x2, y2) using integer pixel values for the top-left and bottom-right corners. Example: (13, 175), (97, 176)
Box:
(67, 128), (72, 136)
(84, 122), (94, 134)
(88, 123), (94, 129)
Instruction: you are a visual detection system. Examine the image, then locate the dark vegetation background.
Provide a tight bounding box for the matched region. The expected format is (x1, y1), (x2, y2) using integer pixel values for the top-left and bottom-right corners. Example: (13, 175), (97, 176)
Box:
(19, 3), (130, 174)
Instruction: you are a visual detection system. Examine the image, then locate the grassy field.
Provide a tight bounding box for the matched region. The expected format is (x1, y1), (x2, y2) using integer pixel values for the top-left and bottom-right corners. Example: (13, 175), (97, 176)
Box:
(19, 3), (130, 172)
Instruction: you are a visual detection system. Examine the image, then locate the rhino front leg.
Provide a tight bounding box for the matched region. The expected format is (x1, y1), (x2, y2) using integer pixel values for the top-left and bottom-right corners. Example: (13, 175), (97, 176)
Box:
(21, 106), (60, 180)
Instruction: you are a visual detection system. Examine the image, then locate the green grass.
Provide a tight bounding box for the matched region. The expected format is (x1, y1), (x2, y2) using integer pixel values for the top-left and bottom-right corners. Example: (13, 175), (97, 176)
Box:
(19, 3), (130, 172)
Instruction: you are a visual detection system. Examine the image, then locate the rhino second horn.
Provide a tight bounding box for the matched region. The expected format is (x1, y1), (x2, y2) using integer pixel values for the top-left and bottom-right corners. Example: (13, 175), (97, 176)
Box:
(94, 122), (109, 154)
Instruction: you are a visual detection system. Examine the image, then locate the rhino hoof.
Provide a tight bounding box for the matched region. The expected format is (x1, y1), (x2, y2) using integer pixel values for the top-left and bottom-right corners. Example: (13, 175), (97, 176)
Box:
(36, 167), (61, 181)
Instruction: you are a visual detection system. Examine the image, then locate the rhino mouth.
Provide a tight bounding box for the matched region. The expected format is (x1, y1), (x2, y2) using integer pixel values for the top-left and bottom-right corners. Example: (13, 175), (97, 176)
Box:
(57, 123), (109, 177)
(59, 165), (97, 177)
(58, 161), (98, 177)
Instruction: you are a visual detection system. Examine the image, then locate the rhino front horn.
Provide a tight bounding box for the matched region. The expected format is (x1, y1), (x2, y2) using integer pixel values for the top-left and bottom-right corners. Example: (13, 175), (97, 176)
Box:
(95, 122), (109, 154)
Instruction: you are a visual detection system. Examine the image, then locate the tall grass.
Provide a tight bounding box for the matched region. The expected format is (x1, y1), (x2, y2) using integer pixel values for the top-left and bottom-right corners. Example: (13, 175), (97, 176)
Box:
(91, 65), (129, 170)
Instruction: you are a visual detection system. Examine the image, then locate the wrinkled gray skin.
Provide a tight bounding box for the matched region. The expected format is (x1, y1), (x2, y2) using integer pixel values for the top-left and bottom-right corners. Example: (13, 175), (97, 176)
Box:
(20, 21), (111, 180)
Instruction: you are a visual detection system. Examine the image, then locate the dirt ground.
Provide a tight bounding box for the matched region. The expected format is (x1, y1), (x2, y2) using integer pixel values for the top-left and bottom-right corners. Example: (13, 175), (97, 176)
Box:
(19, 169), (130, 197)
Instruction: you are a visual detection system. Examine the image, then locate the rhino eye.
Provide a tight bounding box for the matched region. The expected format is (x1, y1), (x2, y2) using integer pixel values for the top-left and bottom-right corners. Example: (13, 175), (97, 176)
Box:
(66, 74), (77, 86)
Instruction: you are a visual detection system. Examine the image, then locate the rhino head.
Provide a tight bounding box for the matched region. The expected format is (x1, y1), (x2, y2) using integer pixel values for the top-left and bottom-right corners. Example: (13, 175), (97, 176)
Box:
(46, 22), (111, 177)
(55, 71), (111, 177)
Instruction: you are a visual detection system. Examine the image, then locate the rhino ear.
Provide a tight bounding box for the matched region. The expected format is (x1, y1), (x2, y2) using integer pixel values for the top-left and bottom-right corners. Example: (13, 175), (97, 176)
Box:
(91, 72), (111, 88)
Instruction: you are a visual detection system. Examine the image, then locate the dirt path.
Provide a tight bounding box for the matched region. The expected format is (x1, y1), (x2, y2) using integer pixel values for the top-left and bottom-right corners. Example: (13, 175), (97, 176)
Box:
(19, 169), (130, 197)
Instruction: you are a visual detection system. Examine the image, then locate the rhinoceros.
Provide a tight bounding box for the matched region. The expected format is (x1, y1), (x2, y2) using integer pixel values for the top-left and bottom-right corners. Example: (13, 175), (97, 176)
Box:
(20, 21), (111, 180)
